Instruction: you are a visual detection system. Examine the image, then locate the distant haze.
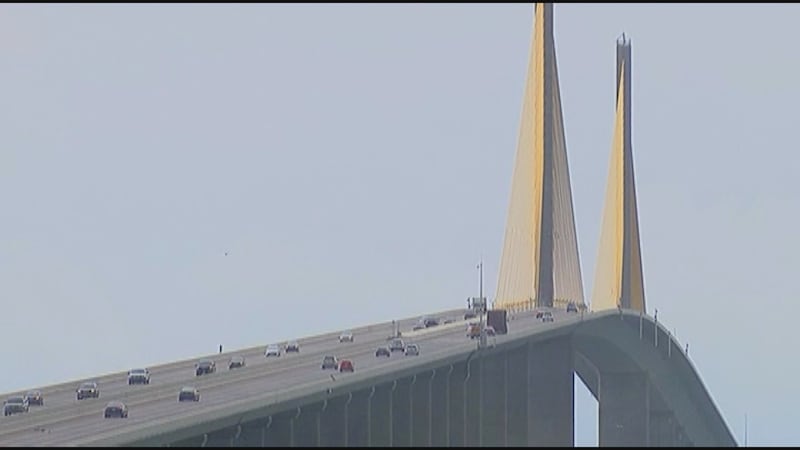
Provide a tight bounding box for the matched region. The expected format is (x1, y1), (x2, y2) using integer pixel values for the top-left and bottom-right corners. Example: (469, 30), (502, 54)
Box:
(1, 4), (798, 445)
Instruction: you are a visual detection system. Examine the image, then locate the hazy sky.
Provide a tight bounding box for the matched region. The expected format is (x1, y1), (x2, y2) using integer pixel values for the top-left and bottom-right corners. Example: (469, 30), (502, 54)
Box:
(1, 3), (798, 446)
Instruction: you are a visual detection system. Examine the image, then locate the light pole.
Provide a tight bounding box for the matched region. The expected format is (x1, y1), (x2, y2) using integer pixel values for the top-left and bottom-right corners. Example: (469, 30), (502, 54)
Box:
(478, 259), (484, 303)
(477, 259), (487, 349)
(654, 308), (658, 347)
(744, 413), (748, 447)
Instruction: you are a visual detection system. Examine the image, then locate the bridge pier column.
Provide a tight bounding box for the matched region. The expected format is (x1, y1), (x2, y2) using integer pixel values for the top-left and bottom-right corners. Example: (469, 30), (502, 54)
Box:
(203, 428), (236, 447)
(391, 375), (413, 446)
(265, 412), (292, 447)
(527, 336), (574, 446)
(649, 409), (678, 447)
(598, 371), (649, 447)
(411, 370), (434, 446)
(676, 424), (694, 447)
(506, 344), (529, 445)
(481, 351), (507, 446)
(346, 389), (370, 446)
(292, 403), (323, 447)
(370, 381), (393, 446)
(430, 365), (451, 446)
(319, 395), (347, 446)
(448, 360), (466, 446)
(465, 356), (482, 446)
(232, 418), (269, 447)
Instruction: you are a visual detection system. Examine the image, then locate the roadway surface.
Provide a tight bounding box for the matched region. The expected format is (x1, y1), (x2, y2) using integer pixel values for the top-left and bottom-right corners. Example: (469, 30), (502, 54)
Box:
(0, 307), (574, 446)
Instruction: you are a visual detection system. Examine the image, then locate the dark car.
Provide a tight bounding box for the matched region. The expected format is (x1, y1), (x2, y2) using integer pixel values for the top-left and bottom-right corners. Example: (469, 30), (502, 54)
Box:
(375, 346), (391, 358)
(389, 338), (405, 353)
(127, 368), (151, 385)
(228, 355), (246, 370)
(404, 344), (420, 356)
(103, 401), (128, 418)
(339, 359), (354, 372)
(566, 302), (578, 313)
(321, 355), (338, 370)
(178, 386), (200, 402)
(25, 390), (44, 407)
(423, 317), (439, 328)
(196, 360), (216, 376)
(3, 396), (29, 416)
(76, 382), (100, 400)
(285, 340), (300, 353)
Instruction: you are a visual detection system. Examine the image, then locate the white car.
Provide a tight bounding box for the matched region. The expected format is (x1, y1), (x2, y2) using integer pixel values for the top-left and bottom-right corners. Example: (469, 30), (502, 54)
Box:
(265, 344), (282, 357)
(127, 368), (150, 385)
(338, 331), (354, 343)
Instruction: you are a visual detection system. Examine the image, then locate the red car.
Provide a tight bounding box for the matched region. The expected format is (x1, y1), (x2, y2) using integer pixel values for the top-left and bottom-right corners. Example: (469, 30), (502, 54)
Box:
(339, 359), (354, 372)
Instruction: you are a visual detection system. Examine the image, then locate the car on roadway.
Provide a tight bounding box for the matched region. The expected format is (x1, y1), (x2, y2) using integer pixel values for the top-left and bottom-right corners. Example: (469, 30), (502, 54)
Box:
(3, 396), (29, 416)
(339, 359), (355, 372)
(413, 321), (426, 331)
(339, 330), (354, 343)
(195, 360), (216, 376)
(228, 355), (246, 370)
(178, 386), (200, 402)
(321, 355), (338, 370)
(103, 401), (128, 418)
(535, 310), (545, 319)
(566, 302), (578, 313)
(285, 340), (300, 353)
(423, 317), (439, 328)
(404, 344), (420, 356)
(265, 344), (282, 357)
(541, 311), (554, 323)
(389, 338), (405, 353)
(464, 310), (477, 320)
(25, 390), (44, 407)
(127, 368), (151, 385)
(375, 346), (391, 358)
(76, 382), (100, 400)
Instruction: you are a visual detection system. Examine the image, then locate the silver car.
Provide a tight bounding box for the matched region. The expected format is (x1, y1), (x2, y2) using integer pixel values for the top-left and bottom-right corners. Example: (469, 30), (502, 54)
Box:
(338, 330), (354, 343)
(178, 386), (200, 402)
(3, 396), (29, 416)
(265, 344), (282, 357)
(404, 344), (420, 356)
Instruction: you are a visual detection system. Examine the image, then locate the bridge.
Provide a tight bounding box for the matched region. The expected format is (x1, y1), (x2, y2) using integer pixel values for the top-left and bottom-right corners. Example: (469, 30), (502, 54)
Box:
(0, 3), (736, 447)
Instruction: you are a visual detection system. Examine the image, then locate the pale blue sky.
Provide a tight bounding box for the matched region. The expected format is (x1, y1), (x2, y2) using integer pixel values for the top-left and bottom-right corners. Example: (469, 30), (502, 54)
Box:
(1, 4), (798, 446)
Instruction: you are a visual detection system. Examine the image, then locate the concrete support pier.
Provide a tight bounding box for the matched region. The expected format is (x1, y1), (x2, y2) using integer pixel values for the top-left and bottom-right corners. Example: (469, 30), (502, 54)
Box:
(599, 371), (649, 446)
(528, 337), (575, 446)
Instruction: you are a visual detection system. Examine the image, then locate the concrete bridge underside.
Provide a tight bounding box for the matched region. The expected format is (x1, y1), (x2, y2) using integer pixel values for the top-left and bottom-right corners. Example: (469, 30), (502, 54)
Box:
(122, 312), (734, 448)
(175, 339), (576, 448)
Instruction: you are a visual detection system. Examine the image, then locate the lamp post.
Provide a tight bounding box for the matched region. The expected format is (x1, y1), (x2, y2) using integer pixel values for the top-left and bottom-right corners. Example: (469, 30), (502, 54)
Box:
(477, 259), (487, 349)
(478, 259), (483, 302)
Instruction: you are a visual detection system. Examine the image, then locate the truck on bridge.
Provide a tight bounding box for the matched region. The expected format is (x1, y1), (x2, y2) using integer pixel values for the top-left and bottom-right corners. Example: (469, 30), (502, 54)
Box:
(487, 309), (508, 335)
